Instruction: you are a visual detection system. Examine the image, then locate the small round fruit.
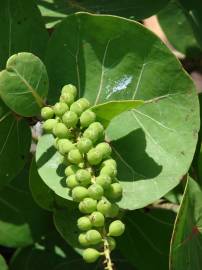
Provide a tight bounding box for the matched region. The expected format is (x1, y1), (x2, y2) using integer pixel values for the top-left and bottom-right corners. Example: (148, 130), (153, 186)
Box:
(70, 101), (83, 116)
(79, 198), (97, 214)
(80, 110), (96, 128)
(41, 107), (54, 120)
(83, 128), (100, 143)
(82, 248), (100, 263)
(62, 111), (78, 128)
(90, 211), (105, 227)
(78, 233), (89, 247)
(77, 216), (92, 231)
(57, 139), (75, 155)
(68, 149), (83, 164)
(88, 184), (103, 200)
(77, 138), (93, 153)
(71, 186), (88, 202)
(89, 122), (104, 134)
(86, 230), (102, 245)
(61, 84), (77, 98)
(108, 220), (125, 237)
(43, 119), (57, 133)
(96, 142), (112, 159)
(87, 149), (103, 165)
(96, 175), (111, 189)
(77, 98), (90, 110)
(76, 169), (91, 186)
(66, 175), (79, 189)
(65, 165), (79, 176)
(107, 204), (119, 218)
(100, 165), (117, 178)
(105, 183), (123, 200)
(60, 92), (74, 105)
(53, 102), (68, 116)
(107, 237), (116, 251)
(53, 138), (59, 149)
(102, 159), (117, 168)
(97, 197), (112, 216)
(53, 123), (71, 138)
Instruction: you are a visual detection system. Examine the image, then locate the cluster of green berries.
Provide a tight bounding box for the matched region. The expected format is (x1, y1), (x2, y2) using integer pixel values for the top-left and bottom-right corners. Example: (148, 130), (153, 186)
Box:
(41, 84), (125, 264)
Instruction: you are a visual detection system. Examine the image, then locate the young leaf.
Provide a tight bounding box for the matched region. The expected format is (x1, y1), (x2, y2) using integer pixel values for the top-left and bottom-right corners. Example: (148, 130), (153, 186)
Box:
(38, 0), (169, 28)
(0, 100), (31, 188)
(170, 177), (202, 269)
(0, 255), (8, 270)
(0, 164), (50, 248)
(91, 100), (144, 127)
(0, 52), (49, 116)
(0, 0), (48, 70)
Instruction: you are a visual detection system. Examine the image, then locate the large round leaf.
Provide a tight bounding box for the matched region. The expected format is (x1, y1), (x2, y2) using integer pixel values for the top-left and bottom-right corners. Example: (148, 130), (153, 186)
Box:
(170, 177), (202, 270)
(45, 13), (199, 209)
(0, 164), (50, 247)
(0, 0), (48, 70)
(37, 0), (169, 28)
(0, 52), (49, 117)
(0, 100), (31, 188)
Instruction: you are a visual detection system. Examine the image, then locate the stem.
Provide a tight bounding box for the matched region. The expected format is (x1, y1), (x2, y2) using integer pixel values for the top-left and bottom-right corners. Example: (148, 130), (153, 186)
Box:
(103, 235), (114, 270)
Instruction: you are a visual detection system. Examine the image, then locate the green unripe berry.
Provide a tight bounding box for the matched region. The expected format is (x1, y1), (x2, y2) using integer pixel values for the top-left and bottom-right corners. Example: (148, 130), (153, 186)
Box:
(88, 184), (104, 200)
(53, 138), (59, 149)
(65, 165), (79, 176)
(70, 101), (83, 116)
(108, 220), (125, 237)
(57, 139), (75, 155)
(107, 204), (119, 218)
(53, 123), (71, 138)
(60, 92), (74, 106)
(90, 211), (105, 227)
(68, 149), (83, 164)
(82, 248), (100, 263)
(83, 128), (100, 143)
(96, 142), (112, 159)
(77, 216), (92, 231)
(96, 175), (111, 189)
(102, 159), (117, 168)
(97, 197), (112, 216)
(62, 111), (78, 128)
(77, 98), (90, 110)
(61, 84), (77, 98)
(43, 119), (57, 133)
(72, 186), (88, 202)
(89, 122), (104, 134)
(86, 230), (102, 245)
(107, 237), (116, 251)
(53, 102), (68, 116)
(80, 110), (96, 128)
(77, 138), (93, 153)
(76, 169), (91, 186)
(66, 174), (79, 189)
(100, 165), (117, 178)
(78, 233), (89, 247)
(87, 148), (103, 165)
(79, 198), (97, 214)
(105, 183), (123, 200)
(41, 107), (54, 120)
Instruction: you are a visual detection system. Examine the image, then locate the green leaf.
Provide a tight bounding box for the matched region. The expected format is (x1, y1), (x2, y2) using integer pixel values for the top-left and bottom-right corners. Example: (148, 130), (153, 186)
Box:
(0, 164), (50, 248)
(45, 13), (199, 209)
(0, 255), (8, 270)
(0, 100), (31, 188)
(158, 0), (202, 56)
(37, 0), (169, 28)
(29, 158), (55, 211)
(0, 52), (49, 117)
(119, 209), (175, 270)
(53, 206), (83, 255)
(92, 100), (144, 127)
(0, 0), (48, 70)
(36, 134), (72, 201)
(170, 177), (202, 269)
